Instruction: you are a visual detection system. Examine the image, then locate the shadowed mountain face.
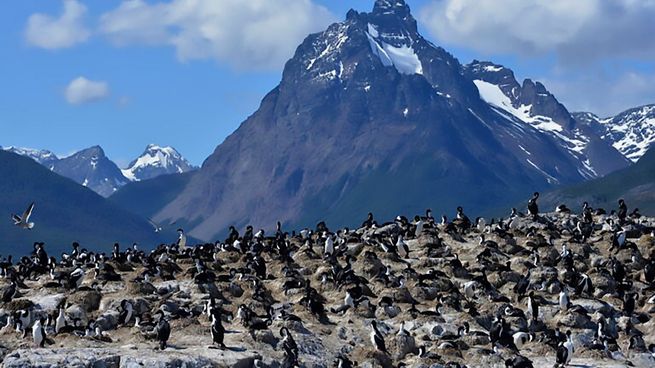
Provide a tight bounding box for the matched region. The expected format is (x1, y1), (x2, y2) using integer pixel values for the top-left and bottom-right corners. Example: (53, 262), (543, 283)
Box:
(155, 0), (623, 241)
(110, 171), (196, 219)
(0, 150), (167, 255)
(52, 146), (128, 197)
(462, 61), (630, 178)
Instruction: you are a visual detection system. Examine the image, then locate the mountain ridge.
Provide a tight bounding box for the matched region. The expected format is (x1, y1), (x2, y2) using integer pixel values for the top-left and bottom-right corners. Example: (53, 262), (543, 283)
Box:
(574, 104), (655, 163)
(2, 144), (195, 197)
(154, 0), (623, 241)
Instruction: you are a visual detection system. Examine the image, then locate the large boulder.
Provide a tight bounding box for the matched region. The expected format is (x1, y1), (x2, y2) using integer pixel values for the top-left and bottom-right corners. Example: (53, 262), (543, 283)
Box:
(68, 290), (102, 312)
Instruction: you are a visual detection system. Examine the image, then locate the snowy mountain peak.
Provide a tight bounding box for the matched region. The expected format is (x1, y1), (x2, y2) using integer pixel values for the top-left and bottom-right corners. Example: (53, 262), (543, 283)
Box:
(373, 0), (410, 15)
(1, 146), (59, 167)
(574, 104), (655, 163)
(122, 144), (196, 182)
(466, 60), (508, 74)
(463, 60), (629, 178)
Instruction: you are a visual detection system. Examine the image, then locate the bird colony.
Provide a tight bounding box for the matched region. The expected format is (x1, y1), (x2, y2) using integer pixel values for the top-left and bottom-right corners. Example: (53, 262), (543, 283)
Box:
(1, 195), (655, 368)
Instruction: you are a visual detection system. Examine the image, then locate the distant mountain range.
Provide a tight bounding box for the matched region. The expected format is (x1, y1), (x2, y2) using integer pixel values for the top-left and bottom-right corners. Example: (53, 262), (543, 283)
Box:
(1, 144), (196, 197)
(574, 104), (655, 163)
(0, 150), (172, 255)
(152, 0), (639, 241)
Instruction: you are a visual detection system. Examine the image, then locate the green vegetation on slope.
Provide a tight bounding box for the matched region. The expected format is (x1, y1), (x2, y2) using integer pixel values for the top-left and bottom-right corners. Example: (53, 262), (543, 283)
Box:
(109, 171), (195, 219)
(0, 151), (166, 255)
(541, 148), (655, 213)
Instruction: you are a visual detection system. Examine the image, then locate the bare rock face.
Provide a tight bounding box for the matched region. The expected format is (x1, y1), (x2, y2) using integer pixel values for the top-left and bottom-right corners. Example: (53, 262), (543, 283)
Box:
(591, 273), (616, 297)
(554, 310), (594, 329)
(96, 311), (119, 331)
(126, 281), (156, 295)
(254, 329), (279, 347)
(68, 290), (102, 312)
(65, 304), (88, 325)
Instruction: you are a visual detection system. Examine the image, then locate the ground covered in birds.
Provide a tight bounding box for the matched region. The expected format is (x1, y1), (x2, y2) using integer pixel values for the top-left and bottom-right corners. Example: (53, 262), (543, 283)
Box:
(0, 207), (654, 368)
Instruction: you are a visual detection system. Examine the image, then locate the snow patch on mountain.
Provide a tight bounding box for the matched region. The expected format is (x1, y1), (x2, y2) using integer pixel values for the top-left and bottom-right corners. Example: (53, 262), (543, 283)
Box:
(123, 144), (196, 182)
(1, 146), (59, 168)
(366, 24), (422, 75)
(470, 72), (617, 179)
(592, 105), (655, 162)
(474, 80), (560, 132)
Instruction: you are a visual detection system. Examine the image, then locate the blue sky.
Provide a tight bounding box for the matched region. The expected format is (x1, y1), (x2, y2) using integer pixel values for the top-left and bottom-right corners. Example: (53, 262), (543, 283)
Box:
(1, 0), (654, 166)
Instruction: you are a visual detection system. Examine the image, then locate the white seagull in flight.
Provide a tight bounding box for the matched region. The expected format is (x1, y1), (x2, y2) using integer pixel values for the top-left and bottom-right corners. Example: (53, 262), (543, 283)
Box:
(12, 202), (35, 229)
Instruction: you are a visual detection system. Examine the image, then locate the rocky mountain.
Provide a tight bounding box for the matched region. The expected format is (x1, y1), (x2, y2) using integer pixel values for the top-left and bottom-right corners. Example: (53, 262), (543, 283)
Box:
(0, 150), (166, 255)
(540, 147), (655, 215)
(52, 146), (129, 197)
(155, 0), (626, 241)
(0, 146), (59, 168)
(121, 144), (196, 181)
(2, 144), (195, 197)
(574, 104), (655, 163)
(462, 61), (630, 178)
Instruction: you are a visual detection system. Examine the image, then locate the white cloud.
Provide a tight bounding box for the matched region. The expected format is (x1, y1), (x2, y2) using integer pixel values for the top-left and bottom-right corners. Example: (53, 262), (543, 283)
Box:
(64, 77), (110, 105)
(418, 0), (655, 65)
(25, 0), (90, 49)
(543, 70), (655, 117)
(98, 0), (337, 70)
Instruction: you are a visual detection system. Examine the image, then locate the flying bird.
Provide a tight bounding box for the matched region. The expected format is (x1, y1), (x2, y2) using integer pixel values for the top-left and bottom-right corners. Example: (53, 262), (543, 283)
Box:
(148, 218), (163, 233)
(12, 202), (35, 229)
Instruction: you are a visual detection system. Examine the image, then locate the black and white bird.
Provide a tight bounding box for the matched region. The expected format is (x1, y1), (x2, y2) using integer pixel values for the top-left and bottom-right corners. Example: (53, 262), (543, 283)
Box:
(176, 228), (187, 249)
(323, 233), (334, 257)
(527, 192), (539, 219)
(118, 300), (133, 326)
(211, 311), (225, 348)
(68, 268), (85, 289)
(617, 199), (628, 223)
(55, 307), (66, 334)
(563, 330), (574, 364)
(155, 311), (170, 350)
(505, 355), (534, 368)
(280, 327), (298, 366)
(396, 234), (409, 259)
(370, 320), (387, 354)
(335, 355), (354, 368)
(1, 280), (17, 303)
(11, 202), (35, 229)
(32, 316), (53, 347)
(526, 291), (539, 322)
(559, 288), (570, 311)
(513, 331), (533, 350)
(556, 342), (569, 367)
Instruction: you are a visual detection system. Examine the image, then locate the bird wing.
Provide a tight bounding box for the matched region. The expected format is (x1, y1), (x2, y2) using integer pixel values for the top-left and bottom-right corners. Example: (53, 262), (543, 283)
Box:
(22, 202), (35, 222)
(11, 214), (21, 224)
(147, 218), (160, 231)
